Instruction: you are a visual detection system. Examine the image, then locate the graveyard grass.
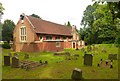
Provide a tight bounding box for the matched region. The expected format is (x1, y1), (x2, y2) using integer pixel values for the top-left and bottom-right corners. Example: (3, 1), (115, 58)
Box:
(2, 44), (119, 79)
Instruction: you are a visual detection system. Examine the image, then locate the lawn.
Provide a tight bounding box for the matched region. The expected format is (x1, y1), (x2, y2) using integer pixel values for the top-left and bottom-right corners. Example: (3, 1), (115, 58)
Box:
(2, 44), (119, 79)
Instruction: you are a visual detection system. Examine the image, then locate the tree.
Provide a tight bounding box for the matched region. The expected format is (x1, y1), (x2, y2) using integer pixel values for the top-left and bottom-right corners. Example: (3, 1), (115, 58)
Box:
(30, 14), (41, 19)
(0, 24), (2, 41)
(0, 3), (4, 15)
(80, 2), (98, 44)
(2, 20), (15, 43)
(67, 21), (71, 27)
(92, 4), (117, 43)
(80, 1), (119, 44)
(0, 2), (4, 23)
(0, 3), (4, 41)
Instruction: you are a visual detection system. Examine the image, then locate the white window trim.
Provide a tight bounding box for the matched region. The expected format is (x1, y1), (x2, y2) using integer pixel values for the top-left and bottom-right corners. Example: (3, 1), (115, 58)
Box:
(20, 26), (26, 42)
(39, 35), (43, 41)
(56, 42), (60, 47)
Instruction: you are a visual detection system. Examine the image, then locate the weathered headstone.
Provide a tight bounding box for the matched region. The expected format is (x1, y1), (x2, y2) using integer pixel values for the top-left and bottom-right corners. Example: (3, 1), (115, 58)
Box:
(12, 57), (19, 68)
(84, 54), (93, 66)
(4, 56), (10, 66)
(71, 68), (82, 80)
(108, 54), (117, 60)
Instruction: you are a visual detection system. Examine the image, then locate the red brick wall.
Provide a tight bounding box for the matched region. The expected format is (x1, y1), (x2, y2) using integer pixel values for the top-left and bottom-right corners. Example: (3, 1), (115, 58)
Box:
(20, 42), (34, 52)
(13, 15), (81, 52)
(42, 41), (64, 52)
(13, 16), (37, 52)
(64, 41), (72, 48)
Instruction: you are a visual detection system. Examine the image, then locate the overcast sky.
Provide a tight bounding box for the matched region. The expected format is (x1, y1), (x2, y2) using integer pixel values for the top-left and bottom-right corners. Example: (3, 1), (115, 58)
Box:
(0, 0), (93, 29)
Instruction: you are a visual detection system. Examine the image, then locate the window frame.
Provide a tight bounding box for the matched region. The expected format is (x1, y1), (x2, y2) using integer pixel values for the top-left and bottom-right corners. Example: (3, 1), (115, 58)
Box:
(46, 36), (52, 40)
(39, 35), (43, 40)
(55, 36), (60, 40)
(20, 26), (26, 42)
(56, 42), (60, 47)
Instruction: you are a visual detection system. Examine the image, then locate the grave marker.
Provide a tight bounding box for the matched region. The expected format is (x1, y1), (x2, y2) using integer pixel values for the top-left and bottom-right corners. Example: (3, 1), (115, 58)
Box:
(71, 68), (82, 80)
(12, 57), (19, 68)
(4, 56), (10, 66)
(108, 54), (117, 60)
(84, 54), (93, 66)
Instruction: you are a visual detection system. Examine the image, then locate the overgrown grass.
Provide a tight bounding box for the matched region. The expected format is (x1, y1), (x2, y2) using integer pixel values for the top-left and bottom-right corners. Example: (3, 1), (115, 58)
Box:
(2, 44), (119, 79)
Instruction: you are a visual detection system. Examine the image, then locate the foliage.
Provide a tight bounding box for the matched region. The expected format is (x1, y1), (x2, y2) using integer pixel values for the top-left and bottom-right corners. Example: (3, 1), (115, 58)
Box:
(2, 42), (11, 49)
(66, 21), (71, 27)
(80, 1), (119, 44)
(0, 24), (2, 41)
(0, 2), (4, 15)
(114, 32), (120, 47)
(30, 14), (41, 19)
(2, 19), (15, 43)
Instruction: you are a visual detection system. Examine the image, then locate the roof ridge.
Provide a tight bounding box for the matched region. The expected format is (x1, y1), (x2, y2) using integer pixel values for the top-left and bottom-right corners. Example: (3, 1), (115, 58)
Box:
(27, 15), (71, 29)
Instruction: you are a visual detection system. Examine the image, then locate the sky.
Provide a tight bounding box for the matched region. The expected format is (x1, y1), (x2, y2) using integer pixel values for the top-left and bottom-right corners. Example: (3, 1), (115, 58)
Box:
(0, 0), (93, 29)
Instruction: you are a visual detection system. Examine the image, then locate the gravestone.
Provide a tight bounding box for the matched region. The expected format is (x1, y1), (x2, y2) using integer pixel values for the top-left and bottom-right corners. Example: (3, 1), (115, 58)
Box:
(4, 56), (10, 66)
(12, 57), (19, 68)
(108, 54), (117, 60)
(71, 68), (82, 80)
(84, 54), (93, 66)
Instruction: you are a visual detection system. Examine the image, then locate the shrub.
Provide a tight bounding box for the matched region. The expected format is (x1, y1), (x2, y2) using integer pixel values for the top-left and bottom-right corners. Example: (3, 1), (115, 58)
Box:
(2, 42), (11, 49)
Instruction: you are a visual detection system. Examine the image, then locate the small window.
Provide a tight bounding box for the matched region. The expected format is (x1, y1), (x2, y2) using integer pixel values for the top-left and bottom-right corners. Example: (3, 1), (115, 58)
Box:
(39, 35), (42, 40)
(55, 37), (60, 40)
(68, 37), (72, 40)
(46, 36), (52, 40)
(56, 42), (60, 47)
(63, 36), (66, 40)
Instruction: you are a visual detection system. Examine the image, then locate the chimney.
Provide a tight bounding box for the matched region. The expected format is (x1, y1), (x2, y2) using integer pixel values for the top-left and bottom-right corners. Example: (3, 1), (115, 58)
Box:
(72, 25), (77, 32)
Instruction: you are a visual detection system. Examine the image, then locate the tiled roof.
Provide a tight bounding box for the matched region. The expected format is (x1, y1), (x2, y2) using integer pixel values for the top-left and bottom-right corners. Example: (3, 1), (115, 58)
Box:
(27, 16), (72, 36)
